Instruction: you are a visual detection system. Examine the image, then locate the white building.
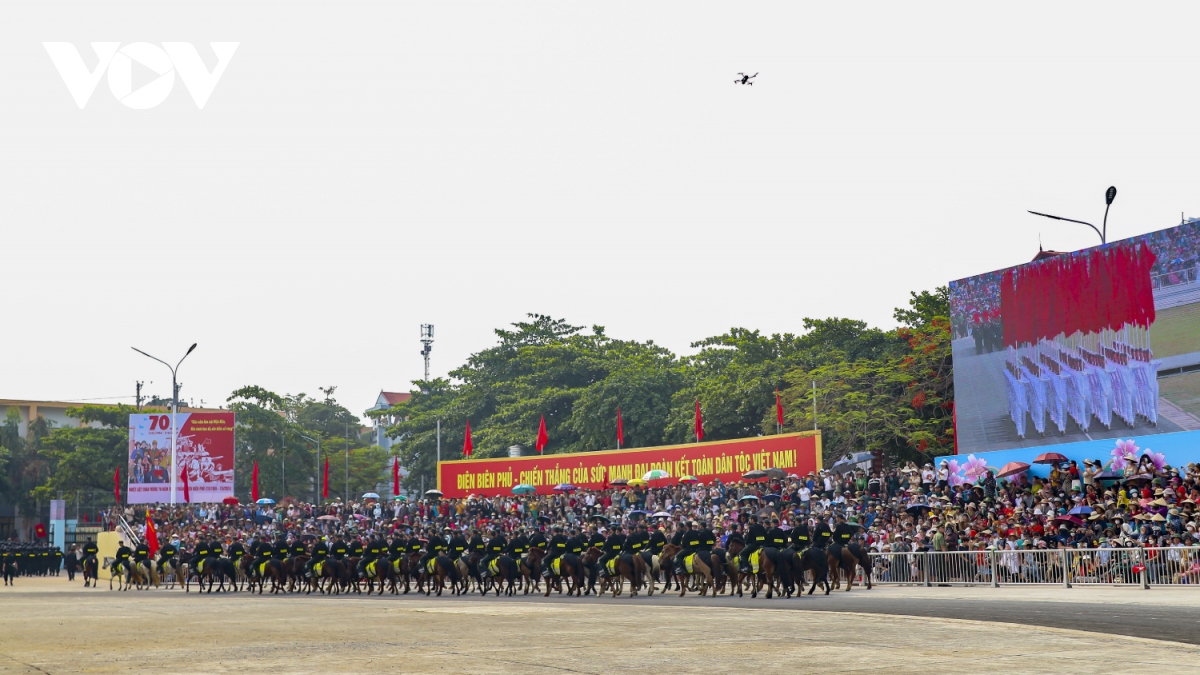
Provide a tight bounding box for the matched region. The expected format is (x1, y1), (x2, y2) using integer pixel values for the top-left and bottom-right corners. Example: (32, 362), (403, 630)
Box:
(366, 391), (410, 450)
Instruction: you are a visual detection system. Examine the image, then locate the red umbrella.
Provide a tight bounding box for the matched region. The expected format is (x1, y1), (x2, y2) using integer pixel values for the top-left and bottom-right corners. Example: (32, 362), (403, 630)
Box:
(1033, 452), (1069, 465)
(1052, 515), (1084, 527)
(996, 461), (1030, 478)
(222, 496), (239, 505)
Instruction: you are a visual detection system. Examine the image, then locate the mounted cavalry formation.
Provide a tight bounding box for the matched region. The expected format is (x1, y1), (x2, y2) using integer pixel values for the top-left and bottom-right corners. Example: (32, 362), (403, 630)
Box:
(86, 513), (873, 600)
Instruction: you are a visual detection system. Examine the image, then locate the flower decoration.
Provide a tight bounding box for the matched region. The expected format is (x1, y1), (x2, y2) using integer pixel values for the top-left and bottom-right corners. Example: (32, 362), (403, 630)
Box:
(1140, 449), (1167, 473)
(962, 455), (989, 482)
(1111, 439), (1139, 470)
(947, 459), (965, 487)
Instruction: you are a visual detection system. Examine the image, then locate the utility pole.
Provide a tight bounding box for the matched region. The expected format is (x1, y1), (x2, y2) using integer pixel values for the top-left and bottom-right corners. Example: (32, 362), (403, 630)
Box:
(812, 380), (818, 431)
(135, 381), (144, 411)
(345, 419), (349, 502)
(420, 324), (435, 383)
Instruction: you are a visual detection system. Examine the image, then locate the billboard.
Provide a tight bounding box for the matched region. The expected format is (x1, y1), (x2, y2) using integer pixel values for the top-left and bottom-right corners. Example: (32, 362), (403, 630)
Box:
(950, 220), (1200, 453)
(437, 432), (822, 499)
(127, 412), (235, 504)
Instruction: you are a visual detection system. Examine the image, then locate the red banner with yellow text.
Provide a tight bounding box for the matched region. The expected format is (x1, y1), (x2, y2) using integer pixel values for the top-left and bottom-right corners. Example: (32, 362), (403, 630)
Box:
(437, 432), (822, 498)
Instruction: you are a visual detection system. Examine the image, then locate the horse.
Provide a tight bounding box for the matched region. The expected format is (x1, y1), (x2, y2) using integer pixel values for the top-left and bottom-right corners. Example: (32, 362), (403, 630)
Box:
(134, 559), (157, 590)
(81, 554), (98, 588)
(358, 557), (388, 595)
(658, 544), (681, 594)
(109, 559), (134, 591)
(675, 549), (713, 598)
(827, 543), (872, 592)
(790, 546), (831, 595)
(481, 555), (519, 597)
(421, 555), (461, 597)
(541, 553), (586, 597)
(597, 552), (642, 598)
(746, 547), (782, 599)
(724, 540), (753, 597)
(519, 547), (544, 595)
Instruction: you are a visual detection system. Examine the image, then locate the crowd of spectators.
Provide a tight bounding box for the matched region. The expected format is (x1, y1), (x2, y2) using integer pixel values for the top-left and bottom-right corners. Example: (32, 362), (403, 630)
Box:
(96, 452), (1200, 586)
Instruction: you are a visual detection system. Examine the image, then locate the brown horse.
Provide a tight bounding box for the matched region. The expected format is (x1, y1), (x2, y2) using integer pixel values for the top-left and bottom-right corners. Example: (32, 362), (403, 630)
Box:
(597, 552), (642, 598)
(81, 554), (99, 588)
(675, 550), (713, 597)
(519, 548), (544, 595)
(542, 553), (586, 597)
(482, 555), (520, 596)
(827, 544), (872, 591)
(422, 555), (461, 596)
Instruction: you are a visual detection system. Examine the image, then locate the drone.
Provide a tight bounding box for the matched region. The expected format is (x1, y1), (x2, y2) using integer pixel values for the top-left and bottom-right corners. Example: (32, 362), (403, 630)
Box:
(735, 72), (758, 86)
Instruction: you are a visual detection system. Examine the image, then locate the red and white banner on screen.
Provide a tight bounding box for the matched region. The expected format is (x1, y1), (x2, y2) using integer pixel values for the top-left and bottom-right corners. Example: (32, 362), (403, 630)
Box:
(127, 412), (235, 504)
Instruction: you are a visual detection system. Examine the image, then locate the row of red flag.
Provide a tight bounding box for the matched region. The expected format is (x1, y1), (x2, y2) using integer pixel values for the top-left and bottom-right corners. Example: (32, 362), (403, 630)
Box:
(459, 393), (786, 458)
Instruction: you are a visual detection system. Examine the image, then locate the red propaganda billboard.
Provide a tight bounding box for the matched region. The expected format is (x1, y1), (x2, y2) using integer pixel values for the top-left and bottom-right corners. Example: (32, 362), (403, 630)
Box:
(127, 412), (235, 504)
(437, 432), (822, 499)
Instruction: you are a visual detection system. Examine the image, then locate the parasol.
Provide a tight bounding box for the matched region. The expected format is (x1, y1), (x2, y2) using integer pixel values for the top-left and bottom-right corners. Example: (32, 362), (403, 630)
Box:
(627, 479), (648, 488)
(609, 478), (629, 486)
(643, 469), (670, 482)
(678, 475), (699, 484)
(362, 492), (380, 500)
(1033, 452), (1069, 465)
(742, 470), (768, 481)
(996, 462), (1030, 478)
(764, 468), (787, 480)
(512, 484), (536, 495)
(256, 498), (276, 505)
(552, 483), (577, 493)
(424, 489), (443, 497)
(222, 496), (239, 505)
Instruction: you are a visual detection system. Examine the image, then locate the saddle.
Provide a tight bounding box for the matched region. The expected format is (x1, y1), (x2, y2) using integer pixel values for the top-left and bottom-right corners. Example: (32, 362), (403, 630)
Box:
(310, 561), (324, 578)
(426, 558), (439, 575)
(392, 558), (403, 573)
(258, 561), (269, 577)
(365, 560), (378, 579)
(604, 557), (619, 576)
(196, 560), (205, 574)
(550, 557), (563, 576)
(683, 553), (696, 575)
(749, 549), (762, 575)
(487, 558), (500, 576)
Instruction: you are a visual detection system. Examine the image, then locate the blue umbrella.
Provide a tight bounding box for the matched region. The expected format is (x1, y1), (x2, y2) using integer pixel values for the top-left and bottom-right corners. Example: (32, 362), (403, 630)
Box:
(256, 498), (275, 505)
(553, 483), (577, 493)
(762, 494), (783, 503)
(739, 495), (759, 502)
(362, 492), (380, 500)
(512, 484), (536, 495)
(1068, 505), (1093, 516)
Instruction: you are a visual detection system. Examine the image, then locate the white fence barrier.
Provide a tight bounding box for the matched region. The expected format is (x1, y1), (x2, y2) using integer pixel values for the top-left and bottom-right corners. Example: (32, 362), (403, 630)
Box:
(867, 547), (1200, 589)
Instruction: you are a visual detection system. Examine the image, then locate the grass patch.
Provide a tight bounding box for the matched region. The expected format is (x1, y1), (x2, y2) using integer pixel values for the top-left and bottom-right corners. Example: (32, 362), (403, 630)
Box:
(1152, 303), (1200, 358)
(1159, 370), (1200, 418)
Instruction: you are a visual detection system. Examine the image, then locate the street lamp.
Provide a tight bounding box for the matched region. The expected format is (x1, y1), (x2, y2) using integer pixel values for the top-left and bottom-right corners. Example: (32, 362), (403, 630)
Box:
(1028, 186), (1117, 245)
(299, 433), (321, 504)
(132, 343), (197, 505)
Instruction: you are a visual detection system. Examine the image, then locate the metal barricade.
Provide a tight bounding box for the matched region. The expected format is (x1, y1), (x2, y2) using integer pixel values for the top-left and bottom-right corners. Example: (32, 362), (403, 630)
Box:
(869, 547), (1200, 589)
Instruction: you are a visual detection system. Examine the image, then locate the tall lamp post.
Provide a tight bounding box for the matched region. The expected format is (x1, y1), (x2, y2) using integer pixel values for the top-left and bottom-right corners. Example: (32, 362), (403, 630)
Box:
(1028, 186), (1117, 245)
(132, 343), (197, 505)
(299, 433), (321, 505)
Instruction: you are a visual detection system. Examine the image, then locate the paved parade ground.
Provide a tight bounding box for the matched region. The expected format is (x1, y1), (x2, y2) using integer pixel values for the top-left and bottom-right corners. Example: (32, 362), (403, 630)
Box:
(2, 579), (1198, 673)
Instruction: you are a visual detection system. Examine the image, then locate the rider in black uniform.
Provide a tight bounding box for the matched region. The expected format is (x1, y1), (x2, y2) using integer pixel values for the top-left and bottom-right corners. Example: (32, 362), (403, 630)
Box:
(740, 516), (768, 573)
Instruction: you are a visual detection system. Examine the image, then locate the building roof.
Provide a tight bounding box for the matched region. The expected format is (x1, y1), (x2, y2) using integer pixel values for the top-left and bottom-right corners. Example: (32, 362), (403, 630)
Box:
(380, 391), (411, 405)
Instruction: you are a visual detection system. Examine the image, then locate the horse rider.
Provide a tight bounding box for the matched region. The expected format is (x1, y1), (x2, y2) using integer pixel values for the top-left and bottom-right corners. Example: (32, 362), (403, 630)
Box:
(468, 529), (486, 558)
(586, 525), (606, 552)
(447, 529), (468, 561)
(133, 540), (151, 569)
(156, 538), (178, 576)
(566, 528), (585, 556)
(272, 536), (289, 561)
(547, 526), (568, 561)
(831, 514), (857, 557)
(292, 537), (309, 562)
(228, 538), (246, 563)
(740, 516), (768, 574)
(649, 525), (667, 555)
(306, 538), (329, 578)
(330, 536), (349, 562)
(627, 522), (650, 555)
(674, 521), (701, 576)
(598, 525), (626, 575)
(358, 535), (384, 579)
(113, 541), (134, 577)
(767, 518), (787, 550)
(509, 528), (529, 558)
(481, 528), (507, 576)
(813, 517), (833, 549)
(790, 518), (811, 550)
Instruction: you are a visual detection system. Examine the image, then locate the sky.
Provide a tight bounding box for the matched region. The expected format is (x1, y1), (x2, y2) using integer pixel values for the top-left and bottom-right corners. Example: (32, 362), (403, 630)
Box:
(3, 1), (1200, 420)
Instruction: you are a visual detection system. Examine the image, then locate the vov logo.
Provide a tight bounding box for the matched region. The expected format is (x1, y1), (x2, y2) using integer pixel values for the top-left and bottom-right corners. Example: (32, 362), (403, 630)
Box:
(43, 42), (239, 109)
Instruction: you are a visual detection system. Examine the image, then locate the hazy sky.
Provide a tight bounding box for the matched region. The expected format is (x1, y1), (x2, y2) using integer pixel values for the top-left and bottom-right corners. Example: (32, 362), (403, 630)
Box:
(4, 2), (1200, 420)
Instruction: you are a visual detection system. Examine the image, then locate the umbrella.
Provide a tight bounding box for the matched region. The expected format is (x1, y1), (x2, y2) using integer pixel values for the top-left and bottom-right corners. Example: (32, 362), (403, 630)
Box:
(392, 495), (408, 501)
(1095, 469), (1123, 481)
(317, 515), (339, 521)
(643, 469), (670, 482)
(424, 489), (443, 497)
(552, 483), (577, 493)
(512, 484), (536, 495)
(1052, 515), (1085, 527)
(1068, 505), (1093, 516)
(906, 503), (931, 515)
(742, 470), (768, 480)
(627, 479), (648, 487)
(351, 514), (368, 521)
(300, 533), (317, 541)
(756, 507), (778, 518)
(764, 468), (787, 480)
(678, 475), (699, 484)
(1033, 452), (1069, 465)
(222, 496), (239, 505)
(739, 495), (760, 502)
(762, 494), (782, 503)
(537, 515), (552, 523)
(362, 492), (380, 500)
(996, 462), (1030, 478)
(588, 514), (611, 524)
(651, 511), (671, 518)
(609, 478), (629, 486)
(1124, 474), (1154, 485)
(256, 498), (276, 505)
(627, 510), (649, 520)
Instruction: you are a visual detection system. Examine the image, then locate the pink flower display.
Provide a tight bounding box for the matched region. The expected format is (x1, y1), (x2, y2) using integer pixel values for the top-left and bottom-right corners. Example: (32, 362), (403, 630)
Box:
(961, 455), (989, 482)
(1141, 449), (1167, 473)
(947, 459), (965, 487)
(1111, 439), (1139, 470)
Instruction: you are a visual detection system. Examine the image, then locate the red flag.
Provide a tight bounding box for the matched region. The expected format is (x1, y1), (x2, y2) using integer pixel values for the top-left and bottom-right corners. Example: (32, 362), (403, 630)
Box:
(463, 419), (473, 458)
(113, 467), (121, 504)
(775, 390), (784, 428)
(323, 457), (330, 498)
(392, 456), (401, 496)
(144, 510), (159, 558)
(616, 408), (624, 449)
(535, 415), (548, 454)
(180, 465), (191, 503)
(694, 399), (704, 442)
(251, 461), (259, 502)
(34, 523), (46, 538)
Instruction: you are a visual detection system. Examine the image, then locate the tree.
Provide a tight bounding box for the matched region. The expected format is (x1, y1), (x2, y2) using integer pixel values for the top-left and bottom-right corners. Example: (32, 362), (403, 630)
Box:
(33, 405), (136, 504)
(894, 286), (950, 328)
